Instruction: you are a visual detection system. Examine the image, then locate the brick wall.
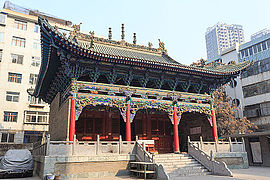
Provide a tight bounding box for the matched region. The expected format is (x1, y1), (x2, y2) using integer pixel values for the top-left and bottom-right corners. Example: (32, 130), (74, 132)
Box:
(49, 93), (71, 141)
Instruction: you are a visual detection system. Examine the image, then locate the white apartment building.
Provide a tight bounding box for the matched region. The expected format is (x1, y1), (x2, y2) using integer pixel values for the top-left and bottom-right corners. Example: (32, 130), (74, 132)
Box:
(239, 33), (270, 131)
(205, 23), (245, 61)
(209, 32), (270, 131)
(0, 1), (72, 143)
(207, 44), (244, 119)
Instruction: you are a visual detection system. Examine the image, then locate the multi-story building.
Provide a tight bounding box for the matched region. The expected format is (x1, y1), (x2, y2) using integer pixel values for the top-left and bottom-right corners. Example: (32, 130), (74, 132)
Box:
(239, 33), (270, 131)
(0, 1), (72, 143)
(207, 44), (244, 119)
(205, 22), (245, 61)
(251, 28), (270, 41)
(209, 32), (270, 130)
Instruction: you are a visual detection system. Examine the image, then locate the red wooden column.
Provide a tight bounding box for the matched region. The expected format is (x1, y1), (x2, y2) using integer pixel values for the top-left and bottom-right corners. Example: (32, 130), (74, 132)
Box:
(69, 97), (76, 141)
(173, 105), (180, 153)
(126, 103), (131, 141)
(211, 106), (218, 142)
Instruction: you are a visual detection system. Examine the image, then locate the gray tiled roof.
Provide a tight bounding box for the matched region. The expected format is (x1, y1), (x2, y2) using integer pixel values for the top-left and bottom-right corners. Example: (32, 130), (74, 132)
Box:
(92, 43), (179, 64)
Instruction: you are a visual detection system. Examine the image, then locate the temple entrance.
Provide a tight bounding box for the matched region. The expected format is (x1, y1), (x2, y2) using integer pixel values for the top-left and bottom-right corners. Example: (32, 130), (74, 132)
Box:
(179, 112), (213, 152)
(75, 106), (174, 153)
(132, 109), (173, 154)
(75, 105), (123, 141)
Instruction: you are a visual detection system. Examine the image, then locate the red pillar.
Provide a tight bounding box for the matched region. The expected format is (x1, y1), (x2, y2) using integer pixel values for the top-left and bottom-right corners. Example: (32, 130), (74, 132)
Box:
(173, 106), (180, 153)
(211, 107), (218, 142)
(126, 103), (131, 141)
(69, 98), (76, 141)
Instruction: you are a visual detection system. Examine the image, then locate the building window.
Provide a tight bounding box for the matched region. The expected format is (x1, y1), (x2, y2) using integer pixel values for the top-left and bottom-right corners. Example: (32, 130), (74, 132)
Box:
(229, 79), (237, 88)
(33, 39), (40, 49)
(6, 91), (19, 102)
(14, 20), (27, 30)
(28, 96), (45, 105)
(0, 32), (3, 42)
(262, 41), (267, 50)
(0, 14), (7, 25)
(267, 40), (270, 49)
(31, 56), (40, 67)
(12, 37), (26, 47)
(253, 45), (258, 54)
(8, 72), (22, 83)
(243, 79), (270, 98)
(0, 49), (2, 62)
(257, 44), (262, 52)
(24, 111), (49, 124)
(249, 47), (253, 56)
(244, 49), (249, 57)
(240, 51), (245, 58)
(1, 133), (15, 143)
(261, 102), (270, 116)
(34, 24), (39, 33)
(29, 74), (38, 85)
(244, 104), (260, 118)
(232, 99), (240, 107)
(3, 111), (18, 122)
(241, 58), (270, 79)
(11, 54), (23, 64)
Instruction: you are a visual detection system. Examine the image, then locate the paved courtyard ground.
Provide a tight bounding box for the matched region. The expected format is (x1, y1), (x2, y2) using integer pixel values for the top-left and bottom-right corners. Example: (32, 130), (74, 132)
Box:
(2, 166), (270, 180)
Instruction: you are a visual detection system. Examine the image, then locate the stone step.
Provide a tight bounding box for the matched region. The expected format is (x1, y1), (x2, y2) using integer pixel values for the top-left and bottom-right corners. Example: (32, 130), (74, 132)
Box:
(162, 163), (202, 169)
(157, 161), (199, 166)
(154, 155), (191, 158)
(165, 165), (206, 172)
(154, 156), (193, 161)
(155, 159), (196, 164)
(169, 171), (212, 178)
(154, 156), (193, 159)
(166, 167), (208, 174)
(154, 153), (189, 158)
(154, 153), (211, 178)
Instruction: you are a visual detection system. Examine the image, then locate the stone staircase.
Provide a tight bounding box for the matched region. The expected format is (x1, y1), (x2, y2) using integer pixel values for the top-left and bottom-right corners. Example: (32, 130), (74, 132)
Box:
(154, 153), (211, 178)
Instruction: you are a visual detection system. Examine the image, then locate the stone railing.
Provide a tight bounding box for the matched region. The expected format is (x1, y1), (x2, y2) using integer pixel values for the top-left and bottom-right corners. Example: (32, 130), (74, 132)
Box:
(135, 141), (169, 180)
(33, 135), (136, 156)
(190, 137), (245, 155)
(135, 141), (154, 162)
(188, 137), (232, 176)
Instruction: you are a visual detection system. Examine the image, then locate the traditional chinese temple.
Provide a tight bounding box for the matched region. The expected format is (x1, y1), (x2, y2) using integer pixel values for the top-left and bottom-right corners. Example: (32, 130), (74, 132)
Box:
(34, 17), (250, 154)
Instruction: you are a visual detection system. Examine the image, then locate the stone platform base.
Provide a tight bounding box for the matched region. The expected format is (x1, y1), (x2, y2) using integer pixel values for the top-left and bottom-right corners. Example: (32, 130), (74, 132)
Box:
(215, 152), (249, 169)
(34, 154), (136, 179)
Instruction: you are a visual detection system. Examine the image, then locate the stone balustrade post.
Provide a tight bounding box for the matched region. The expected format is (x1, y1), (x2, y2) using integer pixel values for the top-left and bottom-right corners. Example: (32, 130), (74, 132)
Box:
(96, 135), (100, 155)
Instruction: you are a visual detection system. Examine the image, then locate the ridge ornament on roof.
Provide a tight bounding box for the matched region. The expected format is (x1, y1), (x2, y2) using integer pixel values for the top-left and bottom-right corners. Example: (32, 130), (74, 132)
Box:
(158, 39), (168, 54)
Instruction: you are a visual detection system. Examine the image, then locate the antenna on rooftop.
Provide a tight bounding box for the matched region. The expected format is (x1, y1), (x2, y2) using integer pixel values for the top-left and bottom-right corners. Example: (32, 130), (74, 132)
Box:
(133, 33), (137, 45)
(108, 27), (112, 40)
(121, 24), (125, 41)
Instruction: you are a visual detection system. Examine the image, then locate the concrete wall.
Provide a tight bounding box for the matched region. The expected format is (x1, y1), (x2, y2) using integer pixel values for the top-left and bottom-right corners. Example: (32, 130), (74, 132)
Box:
(49, 93), (71, 141)
(0, 143), (33, 156)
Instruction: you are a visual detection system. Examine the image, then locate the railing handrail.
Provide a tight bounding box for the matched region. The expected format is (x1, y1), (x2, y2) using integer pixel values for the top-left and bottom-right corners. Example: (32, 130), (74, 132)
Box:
(189, 142), (211, 160)
(188, 138), (232, 176)
(135, 141), (153, 162)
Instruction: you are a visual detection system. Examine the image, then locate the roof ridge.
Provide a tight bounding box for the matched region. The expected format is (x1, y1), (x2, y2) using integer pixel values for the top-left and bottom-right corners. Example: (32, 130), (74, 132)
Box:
(39, 17), (251, 75)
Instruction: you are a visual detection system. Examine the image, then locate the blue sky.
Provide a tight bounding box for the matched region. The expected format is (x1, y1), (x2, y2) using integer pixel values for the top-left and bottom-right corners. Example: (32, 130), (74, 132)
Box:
(2, 0), (270, 65)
